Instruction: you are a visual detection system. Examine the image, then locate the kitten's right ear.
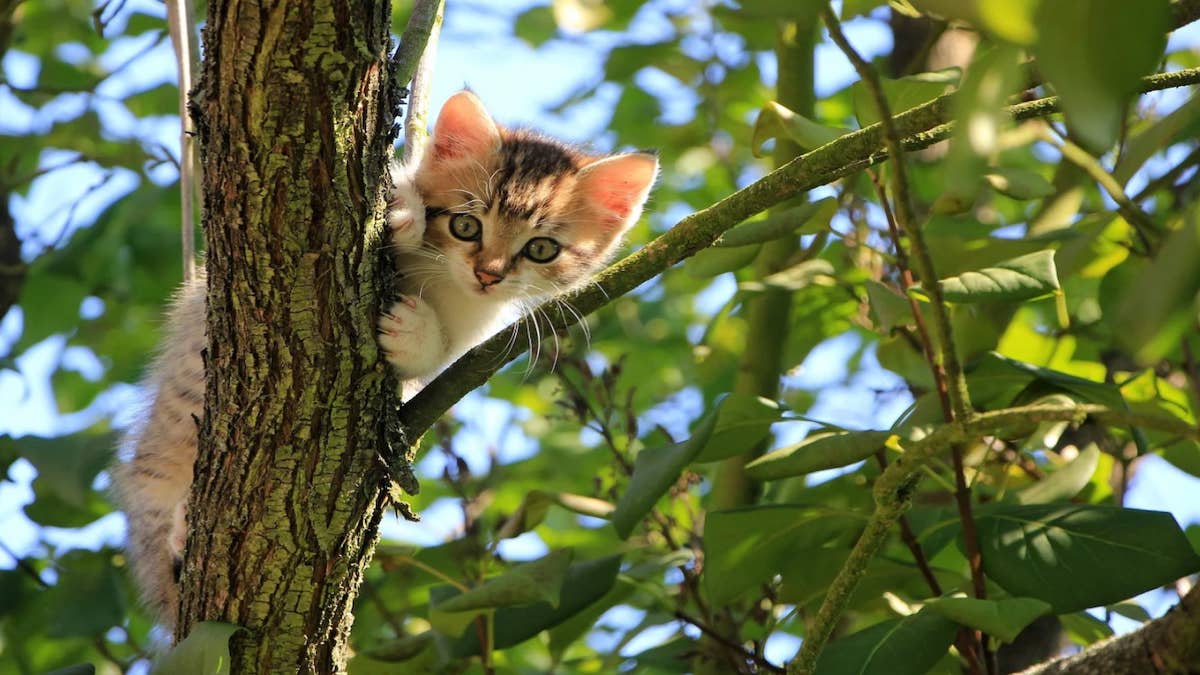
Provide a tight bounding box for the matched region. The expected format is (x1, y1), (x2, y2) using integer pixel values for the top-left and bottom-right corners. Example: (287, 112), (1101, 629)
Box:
(428, 91), (501, 163)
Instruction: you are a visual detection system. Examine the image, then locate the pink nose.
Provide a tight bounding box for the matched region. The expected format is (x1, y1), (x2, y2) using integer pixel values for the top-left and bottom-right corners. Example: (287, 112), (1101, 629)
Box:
(475, 269), (504, 287)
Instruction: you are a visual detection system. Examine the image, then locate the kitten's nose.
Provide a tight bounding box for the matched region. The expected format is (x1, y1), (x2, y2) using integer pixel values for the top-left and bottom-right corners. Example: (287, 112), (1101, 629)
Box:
(474, 268), (505, 287)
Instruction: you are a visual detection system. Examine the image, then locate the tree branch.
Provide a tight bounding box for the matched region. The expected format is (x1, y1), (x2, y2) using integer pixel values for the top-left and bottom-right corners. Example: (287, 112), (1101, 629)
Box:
(787, 402), (1200, 673)
(397, 66), (1200, 440)
(400, 0), (443, 164)
(1017, 584), (1200, 674)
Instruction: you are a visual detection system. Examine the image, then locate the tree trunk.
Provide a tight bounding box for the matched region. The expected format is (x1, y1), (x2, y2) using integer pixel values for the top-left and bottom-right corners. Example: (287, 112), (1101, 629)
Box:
(182, 0), (407, 671)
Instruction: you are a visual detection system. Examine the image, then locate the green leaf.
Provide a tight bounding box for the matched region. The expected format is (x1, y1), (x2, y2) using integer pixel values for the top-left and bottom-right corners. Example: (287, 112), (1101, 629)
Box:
(15, 275), (88, 349)
(46, 665), (95, 675)
(752, 101), (848, 156)
(42, 550), (124, 637)
(923, 595), (1052, 643)
(739, 259), (835, 293)
(1016, 444), (1100, 504)
(362, 632), (434, 662)
(1060, 611), (1113, 645)
(513, 6), (557, 45)
(495, 490), (555, 541)
(1114, 213), (1200, 364)
(692, 393), (783, 463)
(717, 199), (836, 247)
(943, 45), (1025, 202)
(974, 503), (1200, 613)
(685, 244), (760, 277)
(852, 69), (957, 128)
(611, 411), (718, 539)
(447, 554), (622, 657)
(930, 250), (1060, 303)
(985, 167), (1056, 201)
(151, 622), (243, 675)
(815, 609), (958, 675)
(704, 505), (862, 606)
(744, 430), (891, 481)
(435, 549), (574, 614)
(866, 280), (912, 333)
(1034, 0), (1169, 151)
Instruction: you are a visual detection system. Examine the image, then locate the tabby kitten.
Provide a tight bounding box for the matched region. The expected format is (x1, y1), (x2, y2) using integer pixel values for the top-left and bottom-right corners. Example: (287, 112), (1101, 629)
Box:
(112, 90), (658, 631)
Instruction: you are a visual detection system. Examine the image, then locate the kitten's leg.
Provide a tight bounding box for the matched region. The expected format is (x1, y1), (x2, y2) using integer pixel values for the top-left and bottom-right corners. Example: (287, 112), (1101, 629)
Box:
(388, 162), (427, 249)
(378, 294), (447, 379)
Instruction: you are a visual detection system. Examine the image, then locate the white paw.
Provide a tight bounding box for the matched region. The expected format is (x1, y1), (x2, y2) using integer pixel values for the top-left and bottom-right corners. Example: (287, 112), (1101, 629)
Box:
(378, 295), (446, 378)
(387, 163), (426, 249)
(169, 501), (187, 560)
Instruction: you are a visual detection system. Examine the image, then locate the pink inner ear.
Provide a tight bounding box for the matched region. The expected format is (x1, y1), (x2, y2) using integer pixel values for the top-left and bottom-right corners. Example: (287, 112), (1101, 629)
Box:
(431, 92), (499, 162)
(579, 154), (658, 224)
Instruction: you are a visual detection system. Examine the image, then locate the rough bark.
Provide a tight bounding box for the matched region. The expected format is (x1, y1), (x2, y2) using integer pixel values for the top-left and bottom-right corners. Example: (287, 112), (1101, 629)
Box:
(183, 0), (405, 671)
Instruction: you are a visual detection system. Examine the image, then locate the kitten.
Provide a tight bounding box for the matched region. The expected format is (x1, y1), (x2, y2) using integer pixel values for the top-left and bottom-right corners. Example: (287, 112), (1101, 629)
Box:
(112, 90), (658, 631)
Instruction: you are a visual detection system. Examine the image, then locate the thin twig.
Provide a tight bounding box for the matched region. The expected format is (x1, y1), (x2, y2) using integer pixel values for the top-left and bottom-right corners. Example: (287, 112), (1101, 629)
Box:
(1042, 129), (1159, 253)
(165, 0), (198, 283)
(401, 0), (444, 164)
(819, 6), (990, 670)
(675, 611), (786, 674)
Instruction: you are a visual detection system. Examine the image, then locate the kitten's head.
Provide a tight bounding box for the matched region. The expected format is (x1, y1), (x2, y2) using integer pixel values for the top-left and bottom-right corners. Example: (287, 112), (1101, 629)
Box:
(412, 90), (658, 304)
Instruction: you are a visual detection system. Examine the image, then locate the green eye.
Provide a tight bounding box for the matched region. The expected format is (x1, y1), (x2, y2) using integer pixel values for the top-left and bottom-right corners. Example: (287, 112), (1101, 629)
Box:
(524, 237), (561, 263)
(449, 213), (482, 241)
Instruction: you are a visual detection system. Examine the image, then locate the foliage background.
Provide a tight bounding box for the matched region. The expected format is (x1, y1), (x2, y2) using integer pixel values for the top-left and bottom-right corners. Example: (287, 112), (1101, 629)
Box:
(2, 0), (1200, 672)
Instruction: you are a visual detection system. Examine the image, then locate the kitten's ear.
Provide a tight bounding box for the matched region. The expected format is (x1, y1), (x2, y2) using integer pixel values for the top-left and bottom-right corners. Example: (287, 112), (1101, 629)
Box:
(428, 91), (501, 163)
(575, 153), (659, 231)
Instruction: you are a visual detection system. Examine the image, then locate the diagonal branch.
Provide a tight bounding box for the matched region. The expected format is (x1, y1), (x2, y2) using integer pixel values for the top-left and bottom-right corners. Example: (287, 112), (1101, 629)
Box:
(397, 66), (1200, 440)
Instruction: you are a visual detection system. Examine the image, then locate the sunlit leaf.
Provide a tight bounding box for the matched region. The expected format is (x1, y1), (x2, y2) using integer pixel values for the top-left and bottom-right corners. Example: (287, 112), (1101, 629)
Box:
(923, 595), (1051, 643)
(815, 609), (958, 675)
(744, 429), (890, 480)
(926, 250), (1059, 303)
(973, 503), (1200, 613)
(1034, 0), (1169, 151)
(151, 622), (243, 675)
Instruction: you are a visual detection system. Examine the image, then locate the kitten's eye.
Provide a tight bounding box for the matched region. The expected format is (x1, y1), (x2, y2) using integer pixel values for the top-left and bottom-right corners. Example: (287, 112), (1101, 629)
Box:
(449, 214), (482, 241)
(523, 237), (561, 263)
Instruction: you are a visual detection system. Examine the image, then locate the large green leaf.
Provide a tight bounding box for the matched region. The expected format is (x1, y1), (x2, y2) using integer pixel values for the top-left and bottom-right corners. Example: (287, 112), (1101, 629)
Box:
(744, 429), (891, 481)
(446, 554), (622, 657)
(1015, 444), (1100, 505)
(704, 505), (862, 606)
(852, 69), (957, 127)
(692, 393), (784, 463)
(814, 609), (958, 675)
(43, 550), (124, 638)
(611, 410), (718, 539)
(752, 101), (848, 156)
(923, 595), (1051, 643)
(151, 622), (243, 675)
(1033, 0), (1169, 151)
(1114, 213), (1200, 364)
(929, 250), (1060, 303)
(973, 504), (1200, 613)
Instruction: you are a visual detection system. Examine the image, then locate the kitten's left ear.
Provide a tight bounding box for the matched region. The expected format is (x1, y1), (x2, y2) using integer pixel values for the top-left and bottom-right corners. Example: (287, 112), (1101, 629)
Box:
(575, 153), (659, 232)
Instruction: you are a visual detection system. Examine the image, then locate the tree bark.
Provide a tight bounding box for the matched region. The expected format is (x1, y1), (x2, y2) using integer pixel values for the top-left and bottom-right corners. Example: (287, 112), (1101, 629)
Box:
(183, 0), (407, 671)
(1019, 585), (1200, 675)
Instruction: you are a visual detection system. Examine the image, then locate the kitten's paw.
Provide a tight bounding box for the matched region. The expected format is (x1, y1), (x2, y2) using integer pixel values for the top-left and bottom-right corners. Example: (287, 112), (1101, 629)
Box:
(387, 164), (426, 249)
(378, 295), (445, 378)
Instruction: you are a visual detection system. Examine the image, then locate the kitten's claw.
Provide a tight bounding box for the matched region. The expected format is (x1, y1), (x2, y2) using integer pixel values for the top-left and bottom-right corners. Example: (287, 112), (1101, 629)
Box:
(378, 296), (445, 378)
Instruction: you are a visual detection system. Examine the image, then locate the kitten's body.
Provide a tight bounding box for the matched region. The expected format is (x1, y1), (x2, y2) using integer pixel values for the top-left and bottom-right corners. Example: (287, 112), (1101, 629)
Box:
(112, 91), (657, 631)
